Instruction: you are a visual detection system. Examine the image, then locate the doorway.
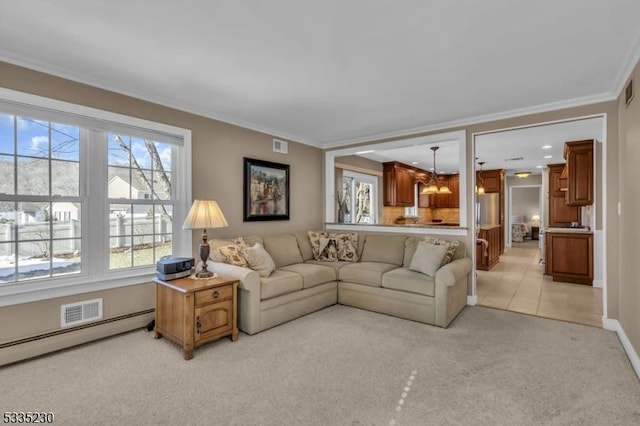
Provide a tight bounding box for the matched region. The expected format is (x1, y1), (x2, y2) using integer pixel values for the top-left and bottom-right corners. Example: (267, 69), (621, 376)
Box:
(472, 115), (605, 327)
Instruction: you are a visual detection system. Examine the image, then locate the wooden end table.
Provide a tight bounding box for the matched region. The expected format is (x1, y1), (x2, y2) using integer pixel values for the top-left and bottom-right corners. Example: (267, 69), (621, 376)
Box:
(153, 275), (238, 360)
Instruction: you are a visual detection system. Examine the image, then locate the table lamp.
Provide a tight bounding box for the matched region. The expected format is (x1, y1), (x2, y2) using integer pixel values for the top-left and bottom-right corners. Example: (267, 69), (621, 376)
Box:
(182, 200), (229, 278)
(531, 214), (540, 226)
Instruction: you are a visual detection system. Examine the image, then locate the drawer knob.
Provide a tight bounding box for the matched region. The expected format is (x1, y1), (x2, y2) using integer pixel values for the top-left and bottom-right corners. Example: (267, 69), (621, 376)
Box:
(212, 290), (219, 299)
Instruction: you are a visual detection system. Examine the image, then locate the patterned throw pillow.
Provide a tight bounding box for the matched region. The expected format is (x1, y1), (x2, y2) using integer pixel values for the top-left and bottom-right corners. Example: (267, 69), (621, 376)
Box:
(217, 237), (249, 267)
(317, 237), (338, 261)
(308, 231), (329, 260)
(423, 237), (460, 267)
(331, 232), (359, 262)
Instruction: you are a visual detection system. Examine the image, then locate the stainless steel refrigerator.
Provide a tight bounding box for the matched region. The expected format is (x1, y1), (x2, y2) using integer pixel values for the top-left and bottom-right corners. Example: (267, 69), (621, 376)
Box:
(476, 193), (500, 226)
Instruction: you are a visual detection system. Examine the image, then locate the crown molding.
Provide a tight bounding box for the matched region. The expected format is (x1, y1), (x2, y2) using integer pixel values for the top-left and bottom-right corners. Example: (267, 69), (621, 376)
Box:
(320, 92), (616, 148)
(611, 31), (640, 98)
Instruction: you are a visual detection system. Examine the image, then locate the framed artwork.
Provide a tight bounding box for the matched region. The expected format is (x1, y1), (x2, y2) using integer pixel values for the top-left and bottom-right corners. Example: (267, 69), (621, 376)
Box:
(243, 157), (290, 221)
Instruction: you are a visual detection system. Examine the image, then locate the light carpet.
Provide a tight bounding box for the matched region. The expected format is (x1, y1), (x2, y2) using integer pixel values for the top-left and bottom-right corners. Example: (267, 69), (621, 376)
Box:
(1, 305), (639, 425)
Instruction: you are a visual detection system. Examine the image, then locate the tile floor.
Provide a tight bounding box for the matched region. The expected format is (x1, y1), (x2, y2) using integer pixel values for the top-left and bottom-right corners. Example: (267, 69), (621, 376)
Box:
(476, 239), (603, 327)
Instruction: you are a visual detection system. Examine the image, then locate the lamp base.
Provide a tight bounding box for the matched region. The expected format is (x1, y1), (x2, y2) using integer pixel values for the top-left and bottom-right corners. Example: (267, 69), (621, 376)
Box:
(195, 270), (214, 278)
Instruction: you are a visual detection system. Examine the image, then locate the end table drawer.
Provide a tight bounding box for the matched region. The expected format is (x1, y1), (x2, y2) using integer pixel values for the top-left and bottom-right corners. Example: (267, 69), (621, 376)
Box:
(195, 284), (234, 306)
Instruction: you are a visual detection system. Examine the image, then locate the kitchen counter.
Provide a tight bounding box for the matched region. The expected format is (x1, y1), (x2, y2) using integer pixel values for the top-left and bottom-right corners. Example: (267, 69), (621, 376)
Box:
(546, 227), (592, 234)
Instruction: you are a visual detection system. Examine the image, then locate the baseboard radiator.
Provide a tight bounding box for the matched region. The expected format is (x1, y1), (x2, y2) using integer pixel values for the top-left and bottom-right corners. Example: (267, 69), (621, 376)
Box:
(0, 309), (154, 367)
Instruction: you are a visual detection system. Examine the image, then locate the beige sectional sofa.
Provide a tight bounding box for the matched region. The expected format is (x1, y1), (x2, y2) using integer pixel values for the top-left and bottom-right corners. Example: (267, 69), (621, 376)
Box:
(208, 232), (472, 335)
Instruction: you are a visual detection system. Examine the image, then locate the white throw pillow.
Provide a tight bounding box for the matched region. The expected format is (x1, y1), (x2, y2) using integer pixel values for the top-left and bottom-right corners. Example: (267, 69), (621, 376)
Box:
(244, 243), (276, 277)
(409, 241), (448, 277)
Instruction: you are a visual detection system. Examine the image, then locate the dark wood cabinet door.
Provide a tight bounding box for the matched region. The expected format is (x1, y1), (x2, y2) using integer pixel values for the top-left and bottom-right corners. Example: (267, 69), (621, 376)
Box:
(566, 140), (593, 206)
(545, 232), (593, 285)
(383, 162), (415, 207)
(448, 174), (459, 208)
(395, 167), (415, 206)
(548, 164), (581, 226)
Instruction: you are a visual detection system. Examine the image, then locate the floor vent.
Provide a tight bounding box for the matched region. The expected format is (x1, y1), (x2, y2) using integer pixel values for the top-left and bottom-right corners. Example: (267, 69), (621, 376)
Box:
(61, 298), (103, 327)
(273, 139), (288, 154)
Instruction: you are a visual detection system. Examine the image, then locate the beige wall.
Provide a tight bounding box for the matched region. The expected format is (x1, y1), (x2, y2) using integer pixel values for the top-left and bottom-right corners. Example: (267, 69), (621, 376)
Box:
(0, 61), (324, 359)
(617, 60), (640, 358)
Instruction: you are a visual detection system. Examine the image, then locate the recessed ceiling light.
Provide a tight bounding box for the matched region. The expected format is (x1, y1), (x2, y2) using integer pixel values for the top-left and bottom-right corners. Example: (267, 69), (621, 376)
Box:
(429, 167), (435, 171)
(544, 155), (552, 159)
(355, 150), (375, 155)
(542, 145), (552, 150)
(411, 161), (419, 165)
(536, 165), (544, 169)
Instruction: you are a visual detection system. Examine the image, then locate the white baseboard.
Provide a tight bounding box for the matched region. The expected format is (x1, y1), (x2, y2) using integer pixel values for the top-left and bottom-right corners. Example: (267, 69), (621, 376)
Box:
(602, 318), (640, 380)
(467, 295), (478, 306)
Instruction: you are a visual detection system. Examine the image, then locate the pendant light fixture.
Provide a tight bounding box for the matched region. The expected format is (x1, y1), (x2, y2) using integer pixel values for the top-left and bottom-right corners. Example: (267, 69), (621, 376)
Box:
(476, 161), (486, 195)
(420, 146), (451, 195)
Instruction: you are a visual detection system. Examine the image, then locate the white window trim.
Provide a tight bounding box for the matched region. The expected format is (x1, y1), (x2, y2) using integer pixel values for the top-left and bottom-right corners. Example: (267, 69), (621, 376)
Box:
(342, 170), (378, 224)
(0, 88), (192, 307)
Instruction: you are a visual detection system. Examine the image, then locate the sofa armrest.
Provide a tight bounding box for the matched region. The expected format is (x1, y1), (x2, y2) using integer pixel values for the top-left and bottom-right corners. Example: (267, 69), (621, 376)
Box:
(435, 257), (472, 287)
(208, 261), (262, 335)
(207, 261), (260, 293)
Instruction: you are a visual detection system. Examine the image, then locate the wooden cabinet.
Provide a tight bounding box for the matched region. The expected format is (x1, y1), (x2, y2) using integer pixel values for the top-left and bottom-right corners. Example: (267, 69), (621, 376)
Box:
(478, 169), (503, 193)
(563, 140), (593, 206)
(476, 225), (502, 270)
(477, 169), (505, 254)
(383, 162), (416, 207)
(548, 164), (581, 226)
(545, 232), (593, 285)
(154, 276), (238, 360)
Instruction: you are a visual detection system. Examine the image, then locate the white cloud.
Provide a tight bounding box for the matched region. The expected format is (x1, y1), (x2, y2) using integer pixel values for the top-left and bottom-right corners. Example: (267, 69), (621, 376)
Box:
(31, 135), (48, 150)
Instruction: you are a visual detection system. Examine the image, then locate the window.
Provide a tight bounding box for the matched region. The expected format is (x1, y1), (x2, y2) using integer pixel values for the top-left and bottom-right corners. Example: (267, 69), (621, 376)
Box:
(341, 170), (377, 224)
(107, 133), (174, 269)
(0, 92), (190, 300)
(0, 115), (81, 282)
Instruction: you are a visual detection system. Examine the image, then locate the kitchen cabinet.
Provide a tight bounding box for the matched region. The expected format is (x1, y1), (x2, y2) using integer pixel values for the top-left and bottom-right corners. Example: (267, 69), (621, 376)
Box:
(545, 231), (593, 285)
(478, 169), (503, 193)
(477, 169), (505, 254)
(476, 225), (502, 271)
(383, 162), (415, 207)
(548, 164), (581, 226)
(563, 140), (593, 206)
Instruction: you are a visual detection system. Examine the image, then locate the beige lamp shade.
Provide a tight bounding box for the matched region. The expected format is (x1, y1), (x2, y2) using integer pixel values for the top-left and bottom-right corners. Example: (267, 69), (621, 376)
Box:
(182, 200), (229, 230)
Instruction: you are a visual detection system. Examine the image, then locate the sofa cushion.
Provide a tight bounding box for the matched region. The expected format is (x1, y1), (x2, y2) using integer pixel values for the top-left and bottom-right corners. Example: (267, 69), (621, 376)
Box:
(260, 270), (303, 300)
(305, 260), (351, 272)
(294, 231), (314, 261)
(280, 263), (337, 289)
(263, 234), (304, 268)
(244, 242), (276, 277)
(360, 235), (407, 265)
(409, 241), (448, 277)
(402, 237), (422, 268)
(381, 268), (436, 297)
(339, 262), (398, 287)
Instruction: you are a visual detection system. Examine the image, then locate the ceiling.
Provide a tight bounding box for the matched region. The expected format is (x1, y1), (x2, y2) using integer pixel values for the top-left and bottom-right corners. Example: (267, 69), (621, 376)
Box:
(0, 1), (638, 147)
(354, 116), (603, 175)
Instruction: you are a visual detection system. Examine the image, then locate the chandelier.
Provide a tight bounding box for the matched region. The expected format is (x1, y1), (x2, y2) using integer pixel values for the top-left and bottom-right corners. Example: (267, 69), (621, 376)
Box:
(420, 146), (451, 195)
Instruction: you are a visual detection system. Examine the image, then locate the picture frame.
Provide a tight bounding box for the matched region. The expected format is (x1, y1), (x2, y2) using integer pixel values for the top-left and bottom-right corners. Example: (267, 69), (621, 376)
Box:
(243, 157), (290, 221)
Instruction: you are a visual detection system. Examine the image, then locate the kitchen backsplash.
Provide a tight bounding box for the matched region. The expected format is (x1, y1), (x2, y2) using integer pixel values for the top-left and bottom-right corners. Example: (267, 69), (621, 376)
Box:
(381, 207), (460, 224)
